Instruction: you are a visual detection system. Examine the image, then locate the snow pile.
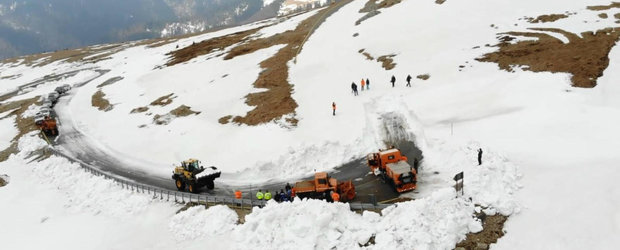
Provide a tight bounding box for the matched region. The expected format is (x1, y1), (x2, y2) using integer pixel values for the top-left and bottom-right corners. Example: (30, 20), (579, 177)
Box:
(14, 132), (156, 217)
(372, 189), (482, 249)
(0, 115), (17, 151)
(417, 139), (522, 216)
(169, 189), (481, 249)
(169, 205), (238, 240)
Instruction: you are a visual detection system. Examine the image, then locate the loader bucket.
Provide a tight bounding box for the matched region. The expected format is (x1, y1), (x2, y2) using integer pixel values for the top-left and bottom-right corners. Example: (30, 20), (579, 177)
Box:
(338, 180), (356, 202)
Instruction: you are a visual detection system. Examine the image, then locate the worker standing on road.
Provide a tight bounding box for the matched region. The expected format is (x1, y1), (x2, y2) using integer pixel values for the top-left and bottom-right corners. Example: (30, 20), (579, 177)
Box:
(256, 190), (264, 200)
(351, 82), (357, 96)
(265, 190), (272, 201)
(366, 78), (370, 90)
(478, 148), (483, 165)
(286, 188), (292, 202)
(391, 75), (396, 87)
(361, 78), (365, 91)
(331, 191), (340, 202)
(235, 190), (242, 206)
(332, 102), (336, 116)
(285, 183), (291, 192)
(406, 74), (412, 87)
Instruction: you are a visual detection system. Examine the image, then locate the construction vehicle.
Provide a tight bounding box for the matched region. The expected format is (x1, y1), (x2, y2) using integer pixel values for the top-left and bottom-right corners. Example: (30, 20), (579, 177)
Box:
(293, 172), (356, 202)
(36, 116), (58, 136)
(367, 148), (417, 193)
(171, 159), (221, 193)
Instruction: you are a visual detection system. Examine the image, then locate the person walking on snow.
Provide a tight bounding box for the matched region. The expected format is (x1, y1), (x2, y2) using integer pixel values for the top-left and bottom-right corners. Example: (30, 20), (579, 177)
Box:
(391, 75), (396, 87)
(477, 148), (483, 165)
(332, 102), (336, 116)
(351, 82), (358, 96)
(406, 74), (412, 87)
(361, 79), (365, 91)
(366, 78), (370, 90)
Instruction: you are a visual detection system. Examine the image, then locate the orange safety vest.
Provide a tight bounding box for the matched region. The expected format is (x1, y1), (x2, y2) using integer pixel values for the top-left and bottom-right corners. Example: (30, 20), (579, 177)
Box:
(361, 79), (365, 87)
(331, 192), (340, 202)
(235, 190), (242, 199)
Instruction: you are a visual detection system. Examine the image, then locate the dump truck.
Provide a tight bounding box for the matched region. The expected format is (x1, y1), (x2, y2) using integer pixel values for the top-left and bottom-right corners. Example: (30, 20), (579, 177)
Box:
(293, 172), (356, 202)
(36, 116), (58, 136)
(172, 158), (221, 193)
(367, 148), (417, 193)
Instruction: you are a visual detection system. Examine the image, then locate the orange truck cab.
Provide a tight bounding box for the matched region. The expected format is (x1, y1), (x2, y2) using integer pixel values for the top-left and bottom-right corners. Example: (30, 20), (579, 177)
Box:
(367, 148), (417, 193)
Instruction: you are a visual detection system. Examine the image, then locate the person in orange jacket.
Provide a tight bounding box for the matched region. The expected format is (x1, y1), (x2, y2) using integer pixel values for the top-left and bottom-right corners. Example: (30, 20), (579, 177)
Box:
(332, 102), (336, 116)
(331, 191), (340, 202)
(234, 190), (242, 206)
(361, 79), (365, 91)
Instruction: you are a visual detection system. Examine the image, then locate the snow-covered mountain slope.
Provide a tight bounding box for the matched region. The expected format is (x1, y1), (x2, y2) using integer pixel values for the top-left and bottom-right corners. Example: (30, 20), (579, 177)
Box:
(2, 0), (620, 249)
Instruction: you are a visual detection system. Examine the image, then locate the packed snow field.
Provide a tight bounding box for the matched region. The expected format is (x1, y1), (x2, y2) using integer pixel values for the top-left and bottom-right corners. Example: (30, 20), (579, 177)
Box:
(1, 0), (620, 249)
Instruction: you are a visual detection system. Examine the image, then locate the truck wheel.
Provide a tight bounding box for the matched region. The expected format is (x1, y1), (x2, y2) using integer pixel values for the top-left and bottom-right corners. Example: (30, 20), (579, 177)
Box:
(175, 179), (185, 191)
(188, 182), (197, 193)
(206, 180), (214, 190)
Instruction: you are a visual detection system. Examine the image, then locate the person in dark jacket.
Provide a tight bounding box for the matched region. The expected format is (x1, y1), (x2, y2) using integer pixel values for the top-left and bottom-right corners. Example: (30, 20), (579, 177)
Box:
(285, 183), (291, 192)
(366, 78), (370, 90)
(352, 82), (358, 96)
(406, 74), (412, 87)
(478, 148), (483, 165)
(391, 75), (396, 87)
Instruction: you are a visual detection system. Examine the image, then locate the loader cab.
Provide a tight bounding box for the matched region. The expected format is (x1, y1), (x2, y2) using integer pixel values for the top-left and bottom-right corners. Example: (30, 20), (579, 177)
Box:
(182, 159), (201, 172)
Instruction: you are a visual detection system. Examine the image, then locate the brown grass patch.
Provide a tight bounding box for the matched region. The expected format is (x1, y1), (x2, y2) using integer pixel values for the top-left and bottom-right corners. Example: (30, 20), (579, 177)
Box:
(219, 1), (352, 126)
(358, 49), (375, 60)
(377, 54), (397, 70)
(1, 43), (124, 67)
(587, 2), (620, 11)
(0, 97), (41, 162)
(165, 28), (263, 66)
(150, 93), (175, 106)
(97, 76), (124, 88)
(615, 13), (620, 19)
(477, 27), (620, 88)
(417, 74), (430, 80)
(91, 90), (113, 111)
(456, 214), (508, 250)
(218, 115), (232, 124)
(130, 107), (149, 114)
(170, 105), (201, 117)
(599, 13), (609, 19)
(527, 14), (568, 23)
(435, 0), (446, 4)
(0, 175), (6, 187)
(153, 105), (200, 125)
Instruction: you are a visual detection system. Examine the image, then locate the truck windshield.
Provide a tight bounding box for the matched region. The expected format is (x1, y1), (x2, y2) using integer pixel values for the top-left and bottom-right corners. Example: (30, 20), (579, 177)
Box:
(318, 178), (327, 185)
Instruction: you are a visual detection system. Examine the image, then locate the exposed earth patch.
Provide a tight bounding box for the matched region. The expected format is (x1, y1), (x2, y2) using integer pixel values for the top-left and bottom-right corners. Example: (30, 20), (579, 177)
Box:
(91, 90), (113, 111)
(477, 27), (620, 87)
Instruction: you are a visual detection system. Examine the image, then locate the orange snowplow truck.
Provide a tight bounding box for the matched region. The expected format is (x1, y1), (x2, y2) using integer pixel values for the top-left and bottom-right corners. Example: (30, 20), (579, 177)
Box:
(36, 116), (58, 136)
(293, 172), (356, 202)
(367, 148), (417, 193)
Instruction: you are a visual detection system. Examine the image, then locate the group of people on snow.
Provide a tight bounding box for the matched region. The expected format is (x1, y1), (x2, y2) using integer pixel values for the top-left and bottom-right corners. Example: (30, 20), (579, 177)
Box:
(334, 74), (416, 116)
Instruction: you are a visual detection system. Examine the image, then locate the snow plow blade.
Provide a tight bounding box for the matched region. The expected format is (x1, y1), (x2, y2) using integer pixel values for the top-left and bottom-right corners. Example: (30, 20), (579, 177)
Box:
(338, 180), (356, 202)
